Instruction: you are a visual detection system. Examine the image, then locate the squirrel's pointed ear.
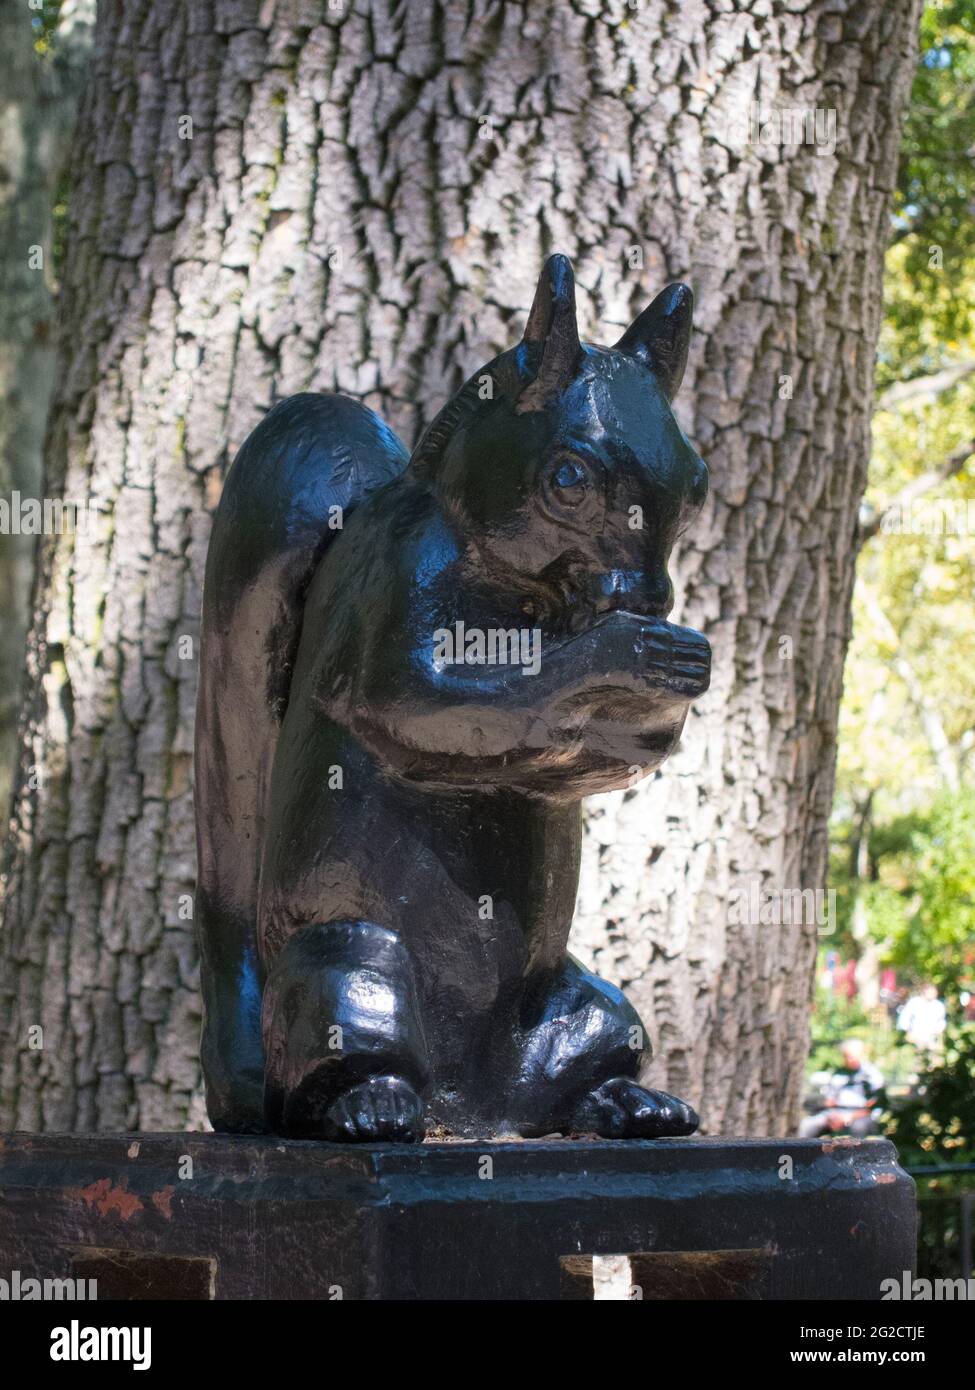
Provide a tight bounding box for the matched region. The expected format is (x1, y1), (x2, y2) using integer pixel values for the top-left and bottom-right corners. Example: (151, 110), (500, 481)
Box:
(615, 282), (693, 401)
(516, 254), (582, 413)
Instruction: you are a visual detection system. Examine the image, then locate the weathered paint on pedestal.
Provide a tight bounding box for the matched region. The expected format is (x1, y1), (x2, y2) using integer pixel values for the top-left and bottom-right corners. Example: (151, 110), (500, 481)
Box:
(0, 1134), (915, 1301)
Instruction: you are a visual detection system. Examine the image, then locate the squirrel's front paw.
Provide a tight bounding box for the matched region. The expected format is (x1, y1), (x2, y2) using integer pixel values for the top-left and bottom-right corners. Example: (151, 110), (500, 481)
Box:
(571, 1077), (699, 1139)
(321, 1075), (425, 1143)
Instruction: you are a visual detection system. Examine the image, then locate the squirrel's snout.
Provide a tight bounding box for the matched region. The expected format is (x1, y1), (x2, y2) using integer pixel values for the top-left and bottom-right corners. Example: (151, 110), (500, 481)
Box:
(589, 568), (674, 620)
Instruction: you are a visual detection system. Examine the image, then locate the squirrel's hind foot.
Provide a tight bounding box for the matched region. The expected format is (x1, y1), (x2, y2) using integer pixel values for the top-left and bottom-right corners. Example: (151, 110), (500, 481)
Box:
(571, 1077), (699, 1139)
(318, 1074), (425, 1143)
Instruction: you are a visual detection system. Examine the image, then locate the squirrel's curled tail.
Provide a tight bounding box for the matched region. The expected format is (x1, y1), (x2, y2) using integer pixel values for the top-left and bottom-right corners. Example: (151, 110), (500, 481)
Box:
(194, 393), (409, 1131)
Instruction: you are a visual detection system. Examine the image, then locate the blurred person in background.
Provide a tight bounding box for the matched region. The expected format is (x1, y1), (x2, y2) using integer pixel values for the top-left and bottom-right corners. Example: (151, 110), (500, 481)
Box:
(800, 1038), (886, 1138)
(897, 983), (947, 1055)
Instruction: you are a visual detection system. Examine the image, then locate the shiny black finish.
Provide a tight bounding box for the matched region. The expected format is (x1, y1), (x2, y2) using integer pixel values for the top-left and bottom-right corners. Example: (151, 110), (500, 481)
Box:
(195, 254), (711, 1140)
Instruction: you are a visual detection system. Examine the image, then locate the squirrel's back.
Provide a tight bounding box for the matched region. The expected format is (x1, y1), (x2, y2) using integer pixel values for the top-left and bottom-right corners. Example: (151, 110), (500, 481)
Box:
(194, 392), (408, 1128)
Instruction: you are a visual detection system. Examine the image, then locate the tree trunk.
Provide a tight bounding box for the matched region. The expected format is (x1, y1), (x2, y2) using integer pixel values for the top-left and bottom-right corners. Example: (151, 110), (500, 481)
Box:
(0, 0), (921, 1133)
(0, 0), (94, 814)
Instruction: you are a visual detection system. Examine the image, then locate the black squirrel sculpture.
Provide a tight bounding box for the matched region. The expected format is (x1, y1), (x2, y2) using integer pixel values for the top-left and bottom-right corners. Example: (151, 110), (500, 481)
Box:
(195, 254), (711, 1142)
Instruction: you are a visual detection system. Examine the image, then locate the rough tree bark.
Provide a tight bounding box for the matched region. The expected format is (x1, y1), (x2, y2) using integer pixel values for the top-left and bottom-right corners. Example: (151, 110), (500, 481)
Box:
(0, 0), (921, 1133)
(0, 0), (95, 814)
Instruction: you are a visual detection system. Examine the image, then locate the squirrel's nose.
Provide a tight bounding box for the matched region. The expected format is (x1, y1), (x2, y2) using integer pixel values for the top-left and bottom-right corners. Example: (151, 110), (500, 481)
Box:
(591, 569), (674, 619)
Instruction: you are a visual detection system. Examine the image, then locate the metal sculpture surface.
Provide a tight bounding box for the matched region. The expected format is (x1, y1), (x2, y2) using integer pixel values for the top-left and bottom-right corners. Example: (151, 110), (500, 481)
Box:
(195, 254), (711, 1141)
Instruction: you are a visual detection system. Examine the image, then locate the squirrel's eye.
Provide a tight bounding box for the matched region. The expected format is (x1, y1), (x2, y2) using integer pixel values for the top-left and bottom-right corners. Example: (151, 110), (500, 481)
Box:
(550, 457), (589, 507)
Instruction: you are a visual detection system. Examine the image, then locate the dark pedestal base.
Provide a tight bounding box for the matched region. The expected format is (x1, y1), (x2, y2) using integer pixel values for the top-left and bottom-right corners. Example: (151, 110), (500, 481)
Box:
(0, 1133), (915, 1300)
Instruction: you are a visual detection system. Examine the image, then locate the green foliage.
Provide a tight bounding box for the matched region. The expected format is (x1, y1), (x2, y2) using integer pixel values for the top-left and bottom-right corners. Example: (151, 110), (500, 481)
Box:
(885, 1023), (975, 1169)
(828, 791), (975, 995)
(884, 0), (975, 381)
(839, 378), (975, 817)
(32, 1), (65, 57)
(808, 991), (874, 1074)
(860, 881), (915, 952)
(886, 792), (975, 991)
